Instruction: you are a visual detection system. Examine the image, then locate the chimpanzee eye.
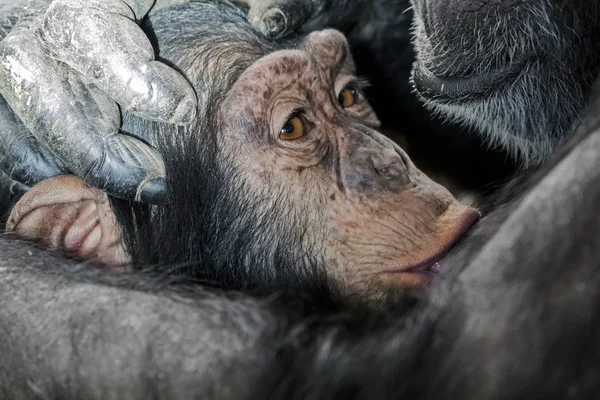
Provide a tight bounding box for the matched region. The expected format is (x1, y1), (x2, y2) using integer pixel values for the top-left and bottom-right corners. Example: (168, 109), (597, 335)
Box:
(338, 88), (357, 108)
(279, 116), (305, 140)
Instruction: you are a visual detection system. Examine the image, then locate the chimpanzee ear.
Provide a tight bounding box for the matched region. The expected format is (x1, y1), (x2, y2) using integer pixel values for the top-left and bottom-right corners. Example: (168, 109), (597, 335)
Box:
(6, 175), (130, 268)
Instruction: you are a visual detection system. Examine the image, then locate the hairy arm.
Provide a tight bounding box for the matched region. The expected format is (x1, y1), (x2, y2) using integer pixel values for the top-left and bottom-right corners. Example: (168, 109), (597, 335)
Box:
(0, 238), (283, 400)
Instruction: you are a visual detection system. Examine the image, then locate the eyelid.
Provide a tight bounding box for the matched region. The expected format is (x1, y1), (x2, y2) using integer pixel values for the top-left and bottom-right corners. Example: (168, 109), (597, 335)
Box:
(286, 107), (307, 120)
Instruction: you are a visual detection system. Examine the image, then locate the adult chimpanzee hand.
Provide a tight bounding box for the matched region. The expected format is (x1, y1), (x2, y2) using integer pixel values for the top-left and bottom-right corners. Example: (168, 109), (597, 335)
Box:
(0, 0), (197, 204)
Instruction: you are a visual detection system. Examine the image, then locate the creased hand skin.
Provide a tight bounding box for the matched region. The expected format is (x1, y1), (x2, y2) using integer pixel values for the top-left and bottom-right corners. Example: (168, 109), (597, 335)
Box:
(0, 0), (198, 203)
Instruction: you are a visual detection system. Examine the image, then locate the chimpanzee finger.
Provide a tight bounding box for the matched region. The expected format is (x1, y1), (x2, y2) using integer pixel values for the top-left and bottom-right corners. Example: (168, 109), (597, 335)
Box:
(245, 0), (324, 38)
(0, 27), (166, 203)
(79, 132), (166, 204)
(41, 0), (197, 125)
(0, 97), (67, 187)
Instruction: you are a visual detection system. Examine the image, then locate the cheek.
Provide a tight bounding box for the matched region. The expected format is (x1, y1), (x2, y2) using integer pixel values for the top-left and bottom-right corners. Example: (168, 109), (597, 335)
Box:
(238, 155), (336, 232)
(238, 149), (302, 179)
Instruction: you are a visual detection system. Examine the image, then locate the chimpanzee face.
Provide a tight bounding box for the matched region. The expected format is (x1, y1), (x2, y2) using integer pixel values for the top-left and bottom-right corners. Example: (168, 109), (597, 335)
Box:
(7, 19), (478, 299)
(217, 30), (479, 294)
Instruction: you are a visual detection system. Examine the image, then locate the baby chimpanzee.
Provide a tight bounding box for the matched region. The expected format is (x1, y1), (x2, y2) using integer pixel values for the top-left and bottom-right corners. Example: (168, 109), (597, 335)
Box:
(6, 0), (477, 300)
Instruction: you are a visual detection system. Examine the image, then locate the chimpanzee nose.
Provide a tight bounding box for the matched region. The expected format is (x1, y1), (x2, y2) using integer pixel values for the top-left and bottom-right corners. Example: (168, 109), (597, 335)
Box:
(339, 127), (412, 194)
(368, 149), (410, 184)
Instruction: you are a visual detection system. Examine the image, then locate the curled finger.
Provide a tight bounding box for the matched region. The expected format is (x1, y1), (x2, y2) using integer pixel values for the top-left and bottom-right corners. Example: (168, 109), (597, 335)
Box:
(41, 0), (197, 125)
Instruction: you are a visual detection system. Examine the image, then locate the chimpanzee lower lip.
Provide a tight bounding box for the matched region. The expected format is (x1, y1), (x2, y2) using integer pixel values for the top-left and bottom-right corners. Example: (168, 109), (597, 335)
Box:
(381, 209), (479, 276)
(412, 58), (532, 103)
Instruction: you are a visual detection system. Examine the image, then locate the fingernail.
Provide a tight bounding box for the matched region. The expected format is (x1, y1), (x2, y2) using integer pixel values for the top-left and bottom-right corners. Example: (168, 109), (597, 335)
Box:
(139, 177), (167, 204)
(259, 8), (288, 39)
(172, 97), (197, 125)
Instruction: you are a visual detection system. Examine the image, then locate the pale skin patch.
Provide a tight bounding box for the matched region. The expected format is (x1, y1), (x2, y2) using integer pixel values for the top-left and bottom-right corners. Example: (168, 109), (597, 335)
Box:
(6, 175), (130, 269)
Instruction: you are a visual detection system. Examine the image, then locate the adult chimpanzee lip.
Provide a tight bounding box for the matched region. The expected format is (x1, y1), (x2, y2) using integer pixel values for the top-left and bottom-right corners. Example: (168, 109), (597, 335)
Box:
(412, 58), (531, 103)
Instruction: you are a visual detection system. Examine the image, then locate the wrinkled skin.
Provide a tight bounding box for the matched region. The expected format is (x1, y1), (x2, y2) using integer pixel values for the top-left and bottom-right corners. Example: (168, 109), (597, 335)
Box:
(241, 0), (600, 169)
(4, 0), (597, 206)
(6, 9), (478, 298)
(0, 0), (197, 203)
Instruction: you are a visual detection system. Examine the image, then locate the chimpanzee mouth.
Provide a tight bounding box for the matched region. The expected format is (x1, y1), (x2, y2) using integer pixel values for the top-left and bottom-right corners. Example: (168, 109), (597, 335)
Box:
(403, 250), (450, 276)
(412, 57), (533, 103)
(379, 209), (479, 285)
